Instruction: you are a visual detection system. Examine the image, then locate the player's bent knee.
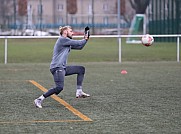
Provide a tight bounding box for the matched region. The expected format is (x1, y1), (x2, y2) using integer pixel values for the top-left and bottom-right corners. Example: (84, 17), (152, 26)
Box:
(79, 66), (85, 74)
(54, 86), (63, 95)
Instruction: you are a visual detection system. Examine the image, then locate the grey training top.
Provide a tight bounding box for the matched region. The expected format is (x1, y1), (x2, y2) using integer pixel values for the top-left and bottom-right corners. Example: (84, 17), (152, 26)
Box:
(50, 36), (87, 69)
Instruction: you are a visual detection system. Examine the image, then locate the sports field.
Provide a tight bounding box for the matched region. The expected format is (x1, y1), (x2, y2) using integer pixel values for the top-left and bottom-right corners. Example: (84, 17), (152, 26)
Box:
(0, 38), (181, 133)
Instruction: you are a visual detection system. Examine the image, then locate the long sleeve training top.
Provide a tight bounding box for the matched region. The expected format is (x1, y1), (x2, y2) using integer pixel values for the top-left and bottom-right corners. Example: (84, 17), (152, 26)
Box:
(50, 36), (87, 69)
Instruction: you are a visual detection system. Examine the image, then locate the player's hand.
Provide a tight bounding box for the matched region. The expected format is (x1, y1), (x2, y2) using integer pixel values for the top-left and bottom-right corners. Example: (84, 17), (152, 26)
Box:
(84, 26), (90, 41)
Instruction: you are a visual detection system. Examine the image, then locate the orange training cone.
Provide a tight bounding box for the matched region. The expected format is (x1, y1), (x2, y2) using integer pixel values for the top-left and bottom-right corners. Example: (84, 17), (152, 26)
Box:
(121, 70), (127, 74)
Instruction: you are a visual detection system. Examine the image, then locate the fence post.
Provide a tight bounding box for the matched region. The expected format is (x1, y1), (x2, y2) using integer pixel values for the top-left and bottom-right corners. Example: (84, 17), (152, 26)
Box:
(177, 36), (180, 62)
(118, 36), (122, 63)
(5, 37), (8, 64)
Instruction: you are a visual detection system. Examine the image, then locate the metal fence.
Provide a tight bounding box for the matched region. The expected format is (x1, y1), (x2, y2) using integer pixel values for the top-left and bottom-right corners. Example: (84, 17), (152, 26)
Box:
(148, 0), (181, 41)
(0, 34), (180, 64)
(1, 15), (130, 35)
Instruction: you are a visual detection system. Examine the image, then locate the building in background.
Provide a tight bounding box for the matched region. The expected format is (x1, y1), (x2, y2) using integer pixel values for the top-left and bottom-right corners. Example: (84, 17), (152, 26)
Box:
(0, 0), (132, 34)
(27, 0), (129, 34)
(1, 0), (179, 35)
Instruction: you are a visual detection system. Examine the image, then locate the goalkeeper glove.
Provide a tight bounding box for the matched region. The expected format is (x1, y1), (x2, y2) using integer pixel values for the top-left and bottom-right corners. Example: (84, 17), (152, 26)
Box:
(84, 26), (90, 39)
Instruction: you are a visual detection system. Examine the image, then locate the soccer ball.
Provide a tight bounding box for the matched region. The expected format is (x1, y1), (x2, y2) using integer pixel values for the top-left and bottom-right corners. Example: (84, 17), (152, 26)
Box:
(141, 34), (154, 47)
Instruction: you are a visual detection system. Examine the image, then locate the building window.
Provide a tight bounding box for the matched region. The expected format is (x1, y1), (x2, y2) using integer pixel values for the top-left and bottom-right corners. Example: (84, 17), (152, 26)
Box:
(37, 4), (43, 15)
(103, 3), (108, 11)
(71, 17), (77, 24)
(88, 4), (92, 15)
(57, 17), (63, 24)
(58, 4), (63, 11)
(103, 17), (108, 25)
(88, 16), (92, 24)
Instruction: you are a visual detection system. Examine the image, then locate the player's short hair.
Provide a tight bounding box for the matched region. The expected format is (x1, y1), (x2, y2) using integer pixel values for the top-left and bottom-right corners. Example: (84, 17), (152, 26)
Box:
(59, 26), (72, 35)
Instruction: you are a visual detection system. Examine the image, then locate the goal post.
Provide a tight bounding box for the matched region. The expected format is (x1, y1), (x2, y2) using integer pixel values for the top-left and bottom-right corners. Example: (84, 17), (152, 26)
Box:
(126, 14), (146, 44)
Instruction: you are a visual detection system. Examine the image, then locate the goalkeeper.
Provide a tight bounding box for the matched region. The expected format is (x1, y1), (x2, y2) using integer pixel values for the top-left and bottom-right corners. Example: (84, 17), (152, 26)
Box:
(34, 26), (90, 108)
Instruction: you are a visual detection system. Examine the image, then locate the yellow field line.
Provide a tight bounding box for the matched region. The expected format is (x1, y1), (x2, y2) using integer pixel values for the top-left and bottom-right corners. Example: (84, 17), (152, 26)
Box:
(0, 120), (87, 124)
(29, 80), (92, 122)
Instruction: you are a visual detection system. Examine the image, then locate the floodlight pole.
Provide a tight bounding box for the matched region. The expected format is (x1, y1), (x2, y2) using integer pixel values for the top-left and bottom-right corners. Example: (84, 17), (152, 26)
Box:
(39, 0), (43, 32)
(91, 0), (95, 34)
(13, 0), (16, 29)
(117, 0), (121, 36)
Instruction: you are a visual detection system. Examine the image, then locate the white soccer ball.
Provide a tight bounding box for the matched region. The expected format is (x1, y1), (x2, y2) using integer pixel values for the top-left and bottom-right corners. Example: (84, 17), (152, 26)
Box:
(141, 34), (154, 47)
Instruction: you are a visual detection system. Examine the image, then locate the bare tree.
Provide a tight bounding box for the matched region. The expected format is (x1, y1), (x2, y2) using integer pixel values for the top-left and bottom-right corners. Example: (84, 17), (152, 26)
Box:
(129, 0), (150, 14)
(0, 0), (13, 29)
(18, 0), (27, 16)
(67, 0), (77, 14)
(115, 0), (133, 23)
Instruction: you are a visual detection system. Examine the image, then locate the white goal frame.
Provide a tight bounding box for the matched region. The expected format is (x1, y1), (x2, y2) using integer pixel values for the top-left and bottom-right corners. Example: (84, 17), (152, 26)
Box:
(0, 35), (180, 64)
(126, 14), (146, 44)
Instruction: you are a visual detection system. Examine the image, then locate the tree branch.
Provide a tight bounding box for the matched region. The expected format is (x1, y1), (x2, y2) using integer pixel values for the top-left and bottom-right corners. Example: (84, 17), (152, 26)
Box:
(129, 0), (136, 10)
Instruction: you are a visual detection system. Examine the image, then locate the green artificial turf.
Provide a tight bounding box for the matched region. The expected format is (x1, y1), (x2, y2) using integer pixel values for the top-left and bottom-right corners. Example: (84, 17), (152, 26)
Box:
(0, 62), (181, 134)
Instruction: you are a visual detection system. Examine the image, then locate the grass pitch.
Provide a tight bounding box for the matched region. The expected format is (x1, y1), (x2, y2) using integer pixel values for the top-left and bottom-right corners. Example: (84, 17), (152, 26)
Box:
(0, 62), (181, 134)
(0, 37), (180, 133)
